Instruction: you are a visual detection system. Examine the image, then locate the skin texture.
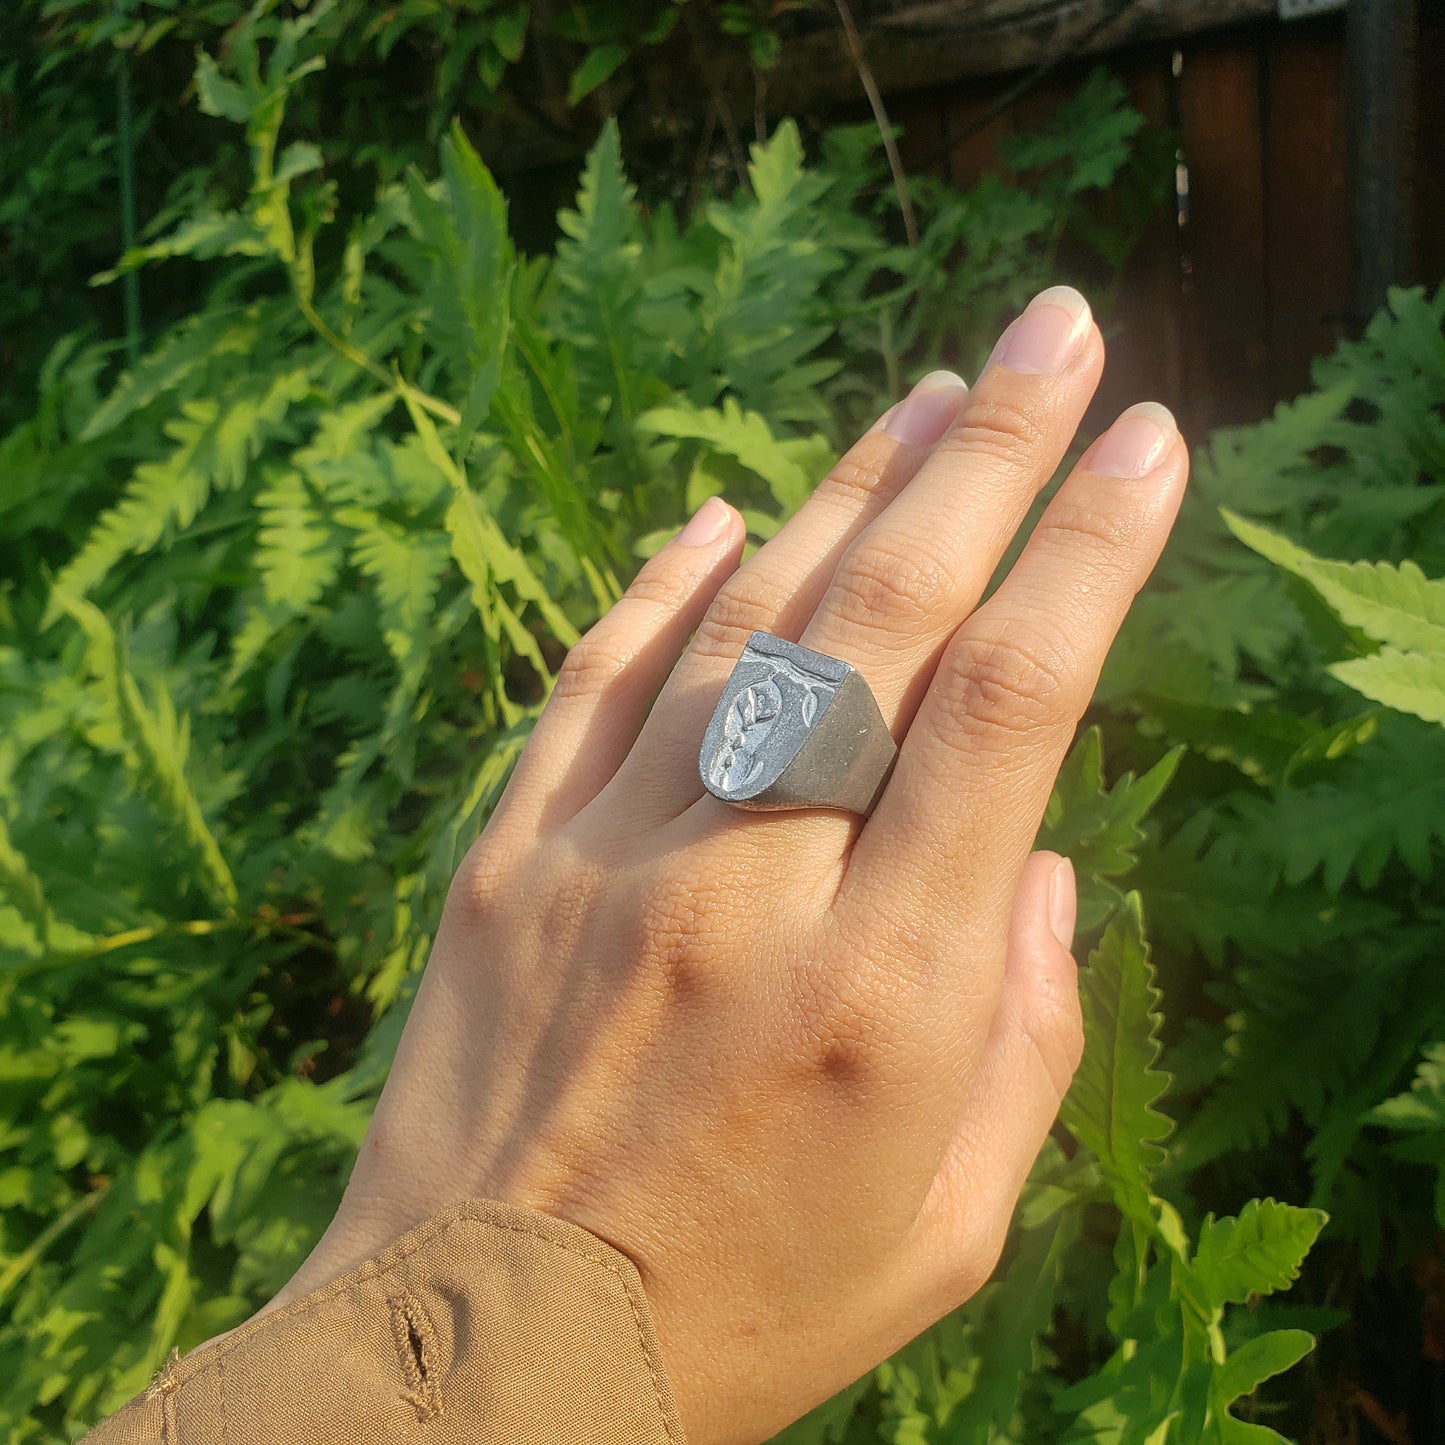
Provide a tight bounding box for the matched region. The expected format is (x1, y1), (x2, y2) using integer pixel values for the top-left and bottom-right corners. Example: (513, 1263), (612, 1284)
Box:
(260, 287), (1190, 1445)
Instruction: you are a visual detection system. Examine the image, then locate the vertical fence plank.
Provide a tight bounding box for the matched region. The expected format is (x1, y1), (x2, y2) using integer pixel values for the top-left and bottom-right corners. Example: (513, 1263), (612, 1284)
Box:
(1262, 20), (1351, 405)
(1176, 32), (1272, 431)
(1086, 44), (1186, 440)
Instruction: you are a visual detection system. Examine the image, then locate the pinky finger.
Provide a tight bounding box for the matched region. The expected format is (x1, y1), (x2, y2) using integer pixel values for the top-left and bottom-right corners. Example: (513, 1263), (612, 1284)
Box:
(904, 851), (1083, 1306)
(494, 498), (745, 834)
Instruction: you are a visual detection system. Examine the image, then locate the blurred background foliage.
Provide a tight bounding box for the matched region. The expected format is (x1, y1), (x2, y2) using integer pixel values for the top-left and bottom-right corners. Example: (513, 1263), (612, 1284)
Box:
(0, 2), (1442, 1442)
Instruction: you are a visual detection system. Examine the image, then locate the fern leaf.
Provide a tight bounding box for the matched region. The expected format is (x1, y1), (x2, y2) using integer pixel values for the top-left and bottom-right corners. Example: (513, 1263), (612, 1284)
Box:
(1367, 1044), (1445, 1224)
(639, 397), (831, 515)
(1215, 1329), (1316, 1406)
(1060, 894), (1172, 1225)
(340, 508), (448, 675)
(1369, 1043), (1445, 1131)
(405, 124), (512, 425)
(0, 815), (53, 947)
(1233, 720), (1445, 891)
(551, 119), (650, 420)
(1193, 1199), (1326, 1308)
(50, 369), (312, 611)
(80, 313), (262, 441)
(1041, 728), (1180, 887)
(55, 594), (238, 912)
(1331, 648), (1445, 726)
(403, 392), (579, 661)
(1224, 511), (1445, 655)
(256, 472), (346, 613)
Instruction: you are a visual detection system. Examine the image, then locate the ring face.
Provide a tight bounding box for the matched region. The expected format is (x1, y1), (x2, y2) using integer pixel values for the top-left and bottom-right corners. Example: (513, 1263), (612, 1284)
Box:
(699, 632), (897, 816)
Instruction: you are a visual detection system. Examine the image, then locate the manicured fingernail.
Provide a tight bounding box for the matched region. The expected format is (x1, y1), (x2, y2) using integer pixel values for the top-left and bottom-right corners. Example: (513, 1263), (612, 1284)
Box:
(1088, 401), (1177, 478)
(884, 369), (968, 446)
(674, 497), (731, 547)
(1048, 857), (1077, 950)
(988, 286), (1091, 375)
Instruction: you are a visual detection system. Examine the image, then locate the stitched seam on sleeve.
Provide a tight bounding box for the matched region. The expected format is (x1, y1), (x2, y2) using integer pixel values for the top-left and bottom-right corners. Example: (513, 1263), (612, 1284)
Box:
(216, 1346), (227, 1445)
(168, 1210), (680, 1442)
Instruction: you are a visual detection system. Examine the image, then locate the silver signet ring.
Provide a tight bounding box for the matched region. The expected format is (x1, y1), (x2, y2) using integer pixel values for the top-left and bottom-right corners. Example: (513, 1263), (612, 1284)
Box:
(698, 631), (898, 817)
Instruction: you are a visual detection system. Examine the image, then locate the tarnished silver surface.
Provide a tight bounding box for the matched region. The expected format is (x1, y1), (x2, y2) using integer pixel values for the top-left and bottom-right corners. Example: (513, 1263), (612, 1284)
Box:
(699, 631), (898, 816)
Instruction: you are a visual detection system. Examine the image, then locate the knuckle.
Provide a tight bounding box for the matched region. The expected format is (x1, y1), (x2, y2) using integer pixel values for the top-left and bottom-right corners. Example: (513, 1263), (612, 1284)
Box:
(689, 573), (794, 662)
(623, 560), (700, 613)
(948, 1212), (1013, 1300)
(938, 626), (1076, 744)
(449, 836), (516, 924)
(553, 625), (636, 701)
(788, 940), (910, 1098)
(829, 533), (953, 635)
(1032, 501), (1139, 568)
(944, 392), (1050, 468)
(633, 865), (732, 1007)
(822, 452), (886, 504)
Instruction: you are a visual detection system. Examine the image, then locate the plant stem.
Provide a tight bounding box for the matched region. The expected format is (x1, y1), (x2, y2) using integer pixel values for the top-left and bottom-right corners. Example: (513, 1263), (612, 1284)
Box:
(0, 1183), (111, 1306)
(832, 0), (917, 247)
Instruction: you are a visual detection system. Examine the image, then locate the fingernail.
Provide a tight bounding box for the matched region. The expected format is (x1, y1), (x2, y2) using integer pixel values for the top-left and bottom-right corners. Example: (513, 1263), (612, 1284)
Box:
(1048, 857), (1077, 950)
(867, 402), (900, 435)
(988, 286), (1091, 376)
(674, 497), (731, 547)
(884, 370), (968, 446)
(1088, 401), (1177, 478)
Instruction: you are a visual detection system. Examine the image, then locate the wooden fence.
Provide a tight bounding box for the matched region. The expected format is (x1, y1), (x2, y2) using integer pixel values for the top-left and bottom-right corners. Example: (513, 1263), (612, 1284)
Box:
(881, 7), (1444, 440)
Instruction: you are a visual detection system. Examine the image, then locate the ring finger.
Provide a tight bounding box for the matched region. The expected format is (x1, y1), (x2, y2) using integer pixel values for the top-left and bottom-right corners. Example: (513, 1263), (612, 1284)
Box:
(583, 370), (970, 824)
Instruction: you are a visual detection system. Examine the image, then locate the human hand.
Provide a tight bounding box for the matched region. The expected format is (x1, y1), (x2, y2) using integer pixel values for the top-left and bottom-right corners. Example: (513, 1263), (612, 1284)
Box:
(273, 286), (1189, 1444)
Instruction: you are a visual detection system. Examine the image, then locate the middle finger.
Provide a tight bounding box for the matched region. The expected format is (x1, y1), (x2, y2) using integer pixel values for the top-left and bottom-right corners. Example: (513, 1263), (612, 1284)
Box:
(794, 286), (1103, 741)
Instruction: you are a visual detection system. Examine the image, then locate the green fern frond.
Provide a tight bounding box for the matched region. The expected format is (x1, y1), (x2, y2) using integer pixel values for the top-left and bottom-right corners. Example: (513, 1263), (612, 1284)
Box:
(1193, 1199), (1327, 1308)
(0, 813), (54, 948)
(51, 369), (313, 611)
(638, 397), (832, 515)
(1060, 894), (1172, 1225)
(1225, 511), (1445, 655)
(54, 593), (238, 913)
(339, 508), (448, 675)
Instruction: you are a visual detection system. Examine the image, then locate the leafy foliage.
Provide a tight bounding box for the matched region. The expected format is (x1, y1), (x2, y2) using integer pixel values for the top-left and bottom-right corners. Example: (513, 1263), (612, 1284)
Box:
(1, 7), (1441, 1441)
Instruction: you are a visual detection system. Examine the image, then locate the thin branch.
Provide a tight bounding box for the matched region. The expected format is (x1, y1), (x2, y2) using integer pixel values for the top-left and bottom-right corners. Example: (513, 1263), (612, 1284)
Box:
(833, 0), (918, 247)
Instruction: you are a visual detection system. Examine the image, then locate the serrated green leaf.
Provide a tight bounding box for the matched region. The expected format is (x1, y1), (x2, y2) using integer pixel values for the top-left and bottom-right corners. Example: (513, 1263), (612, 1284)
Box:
(1330, 648), (1445, 725)
(1194, 1200), (1326, 1308)
(1224, 511), (1445, 656)
(1059, 894), (1172, 1224)
(52, 594), (238, 912)
(639, 397), (828, 515)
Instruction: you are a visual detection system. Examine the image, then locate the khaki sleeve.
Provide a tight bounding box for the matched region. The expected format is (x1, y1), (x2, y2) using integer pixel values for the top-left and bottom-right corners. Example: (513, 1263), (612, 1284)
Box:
(82, 1198), (687, 1445)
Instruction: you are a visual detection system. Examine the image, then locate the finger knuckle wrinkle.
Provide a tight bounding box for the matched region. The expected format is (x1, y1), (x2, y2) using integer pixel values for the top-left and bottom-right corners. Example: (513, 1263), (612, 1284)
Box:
(451, 841), (513, 923)
(689, 578), (791, 661)
(944, 630), (1071, 740)
(824, 452), (886, 504)
(625, 565), (697, 614)
(1024, 993), (1086, 1100)
(833, 536), (951, 633)
(947, 395), (1047, 464)
(554, 628), (635, 701)
(1035, 503), (1137, 561)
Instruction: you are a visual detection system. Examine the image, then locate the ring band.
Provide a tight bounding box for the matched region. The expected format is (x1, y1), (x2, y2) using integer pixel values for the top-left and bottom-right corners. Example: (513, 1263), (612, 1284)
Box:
(698, 631), (898, 817)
